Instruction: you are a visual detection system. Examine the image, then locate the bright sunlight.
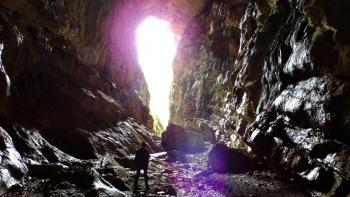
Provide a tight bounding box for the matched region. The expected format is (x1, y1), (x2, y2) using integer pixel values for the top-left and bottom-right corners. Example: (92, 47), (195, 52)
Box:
(136, 17), (177, 130)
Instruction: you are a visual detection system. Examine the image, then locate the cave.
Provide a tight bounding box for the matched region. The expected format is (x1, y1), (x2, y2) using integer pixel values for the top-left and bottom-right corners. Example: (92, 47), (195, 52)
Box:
(135, 16), (177, 134)
(0, 0), (349, 196)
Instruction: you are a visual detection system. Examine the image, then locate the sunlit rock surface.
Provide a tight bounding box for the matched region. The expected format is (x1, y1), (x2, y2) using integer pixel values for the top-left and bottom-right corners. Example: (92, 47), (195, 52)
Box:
(0, 127), (28, 192)
(161, 123), (205, 153)
(170, 0), (248, 147)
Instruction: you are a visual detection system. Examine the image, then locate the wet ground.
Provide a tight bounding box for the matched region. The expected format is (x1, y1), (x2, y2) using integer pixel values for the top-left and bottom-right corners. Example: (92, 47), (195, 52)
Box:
(130, 143), (311, 197)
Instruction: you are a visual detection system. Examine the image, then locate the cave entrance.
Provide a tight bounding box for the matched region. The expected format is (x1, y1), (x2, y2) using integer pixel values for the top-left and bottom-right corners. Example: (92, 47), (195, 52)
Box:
(136, 17), (177, 135)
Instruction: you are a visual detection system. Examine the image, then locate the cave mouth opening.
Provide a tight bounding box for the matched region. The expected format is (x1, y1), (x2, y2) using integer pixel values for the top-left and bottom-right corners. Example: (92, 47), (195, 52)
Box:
(136, 16), (177, 135)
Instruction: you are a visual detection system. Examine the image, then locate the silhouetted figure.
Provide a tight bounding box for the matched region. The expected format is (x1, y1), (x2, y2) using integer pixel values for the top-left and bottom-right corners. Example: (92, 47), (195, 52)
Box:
(134, 142), (150, 190)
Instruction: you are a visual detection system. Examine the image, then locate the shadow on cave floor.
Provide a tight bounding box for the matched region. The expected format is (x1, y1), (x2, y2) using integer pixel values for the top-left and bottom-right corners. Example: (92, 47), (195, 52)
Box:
(0, 143), (312, 197)
(130, 143), (311, 197)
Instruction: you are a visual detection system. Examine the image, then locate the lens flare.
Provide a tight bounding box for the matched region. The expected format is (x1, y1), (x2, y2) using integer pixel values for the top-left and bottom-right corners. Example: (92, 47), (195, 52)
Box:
(136, 17), (177, 129)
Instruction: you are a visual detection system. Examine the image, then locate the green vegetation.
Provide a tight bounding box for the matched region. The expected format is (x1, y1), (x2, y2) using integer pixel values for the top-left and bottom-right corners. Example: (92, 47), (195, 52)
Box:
(152, 114), (165, 136)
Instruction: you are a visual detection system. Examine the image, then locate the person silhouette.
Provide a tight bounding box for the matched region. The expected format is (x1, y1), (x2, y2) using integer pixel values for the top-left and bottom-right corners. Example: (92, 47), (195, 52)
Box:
(134, 142), (150, 190)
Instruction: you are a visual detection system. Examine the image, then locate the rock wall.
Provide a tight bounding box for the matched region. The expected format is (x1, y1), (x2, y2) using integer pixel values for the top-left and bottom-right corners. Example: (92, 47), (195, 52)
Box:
(0, 0), (218, 194)
(170, 0), (248, 146)
(170, 0), (350, 195)
(0, 0), (155, 129)
(1, 0), (349, 195)
(0, 0), (160, 194)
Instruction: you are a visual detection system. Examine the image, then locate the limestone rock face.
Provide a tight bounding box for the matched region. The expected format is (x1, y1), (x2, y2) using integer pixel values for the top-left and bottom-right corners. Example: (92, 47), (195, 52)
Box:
(0, 0), (154, 130)
(0, 0), (163, 195)
(170, 0), (350, 195)
(170, 0), (248, 144)
(208, 143), (261, 174)
(161, 123), (205, 153)
(0, 0), (217, 194)
(0, 127), (28, 191)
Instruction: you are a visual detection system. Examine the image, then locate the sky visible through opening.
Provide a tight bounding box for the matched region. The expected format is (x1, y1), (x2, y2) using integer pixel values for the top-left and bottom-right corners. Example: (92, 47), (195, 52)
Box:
(136, 17), (177, 129)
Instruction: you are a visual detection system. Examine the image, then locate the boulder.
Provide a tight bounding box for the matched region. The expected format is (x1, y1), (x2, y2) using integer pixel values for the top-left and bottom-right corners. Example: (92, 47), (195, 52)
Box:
(97, 167), (131, 192)
(184, 119), (216, 142)
(0, 127), (28, 192)
(208, 143), (260, 174)
(44, 167), (126, 197)
(114, 156), (135, 169)
(161, 124), (205, 153)
(245, 111), (350, 194)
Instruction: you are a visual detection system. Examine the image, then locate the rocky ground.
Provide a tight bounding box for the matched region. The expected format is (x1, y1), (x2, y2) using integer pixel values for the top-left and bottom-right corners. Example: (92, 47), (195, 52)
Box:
(131, 143), (311, 197)
(1, 140), (314, 197)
